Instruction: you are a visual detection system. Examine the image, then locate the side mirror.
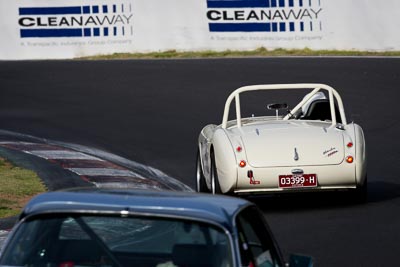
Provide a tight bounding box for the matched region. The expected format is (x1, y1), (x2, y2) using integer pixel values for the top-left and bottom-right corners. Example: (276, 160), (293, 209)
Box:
(287, 254), (313, 267)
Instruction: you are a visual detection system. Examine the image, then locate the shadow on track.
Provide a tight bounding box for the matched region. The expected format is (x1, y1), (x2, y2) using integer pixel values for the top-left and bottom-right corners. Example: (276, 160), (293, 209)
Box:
(367, 181), (400, 203)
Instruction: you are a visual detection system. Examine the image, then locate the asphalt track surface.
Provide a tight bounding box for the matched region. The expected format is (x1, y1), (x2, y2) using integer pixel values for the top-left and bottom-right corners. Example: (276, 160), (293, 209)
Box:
(1, 58), (400, 266)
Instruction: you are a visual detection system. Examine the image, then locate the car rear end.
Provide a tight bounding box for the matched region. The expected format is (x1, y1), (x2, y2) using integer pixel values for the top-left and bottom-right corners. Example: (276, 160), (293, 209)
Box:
(228, 120), (360, 195)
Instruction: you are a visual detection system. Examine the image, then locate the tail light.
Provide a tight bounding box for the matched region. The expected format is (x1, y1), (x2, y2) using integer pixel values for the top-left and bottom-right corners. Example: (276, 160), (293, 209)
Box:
(239, 160), (246, 168)
(347, 142), (353, 148)
(346, 156), (354, 163)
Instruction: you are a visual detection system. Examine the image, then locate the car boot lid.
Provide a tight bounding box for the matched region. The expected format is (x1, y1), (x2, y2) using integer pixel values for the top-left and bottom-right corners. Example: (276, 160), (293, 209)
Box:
(237, 120), (345, 168)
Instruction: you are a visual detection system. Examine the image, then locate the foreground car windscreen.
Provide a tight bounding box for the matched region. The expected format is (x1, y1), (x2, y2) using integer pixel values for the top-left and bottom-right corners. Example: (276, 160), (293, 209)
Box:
(0, 214), (232, 267)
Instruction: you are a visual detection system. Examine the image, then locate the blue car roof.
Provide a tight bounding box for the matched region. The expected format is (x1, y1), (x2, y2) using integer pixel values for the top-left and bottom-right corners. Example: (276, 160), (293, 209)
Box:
(20, 188), (253, 232)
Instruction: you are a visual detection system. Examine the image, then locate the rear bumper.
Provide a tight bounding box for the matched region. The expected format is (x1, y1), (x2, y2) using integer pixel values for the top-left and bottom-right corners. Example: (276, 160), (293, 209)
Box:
(234, 185), (356, 195)
(233, 163), (358, 193)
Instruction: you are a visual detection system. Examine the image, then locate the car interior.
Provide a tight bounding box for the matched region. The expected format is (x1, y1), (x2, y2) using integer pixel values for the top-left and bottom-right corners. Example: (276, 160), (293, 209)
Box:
(299, 99), (342, 123)
(0, 215), (232, 267)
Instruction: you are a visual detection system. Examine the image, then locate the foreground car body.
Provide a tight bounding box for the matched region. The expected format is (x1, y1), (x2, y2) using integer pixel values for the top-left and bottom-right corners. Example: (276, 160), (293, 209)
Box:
(197, 84), (367, 200)
(0, 189), (311, 267)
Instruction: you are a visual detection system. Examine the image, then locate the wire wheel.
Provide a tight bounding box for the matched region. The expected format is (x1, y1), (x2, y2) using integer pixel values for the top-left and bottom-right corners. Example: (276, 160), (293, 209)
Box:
(210, 152), (222, 194)
(196, 151), (208, 193)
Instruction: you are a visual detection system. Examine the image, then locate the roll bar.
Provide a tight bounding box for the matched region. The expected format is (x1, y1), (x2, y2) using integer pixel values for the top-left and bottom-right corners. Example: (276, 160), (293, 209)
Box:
(221, 83), (347, 129)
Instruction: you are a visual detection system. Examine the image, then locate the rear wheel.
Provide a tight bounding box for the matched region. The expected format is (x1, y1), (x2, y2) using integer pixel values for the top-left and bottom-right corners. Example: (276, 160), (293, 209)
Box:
(353, 175), (368, 203)
(196, 151), (208, 193)
(210, 152), (222, 194)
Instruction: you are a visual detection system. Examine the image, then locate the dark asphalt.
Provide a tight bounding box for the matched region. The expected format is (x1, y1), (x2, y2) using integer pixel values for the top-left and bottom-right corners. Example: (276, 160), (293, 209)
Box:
(0, 58), (399, 266)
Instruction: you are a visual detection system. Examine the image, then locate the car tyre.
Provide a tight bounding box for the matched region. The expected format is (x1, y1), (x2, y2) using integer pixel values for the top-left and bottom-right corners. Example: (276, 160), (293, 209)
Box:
(211, 152), (222, 194)
(196, 151), (209, 193)
(353, 175), (368, 204)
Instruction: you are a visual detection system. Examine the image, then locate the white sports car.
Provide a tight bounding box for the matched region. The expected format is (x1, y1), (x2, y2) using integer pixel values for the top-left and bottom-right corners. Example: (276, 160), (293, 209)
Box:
(196, 83), (367, 201)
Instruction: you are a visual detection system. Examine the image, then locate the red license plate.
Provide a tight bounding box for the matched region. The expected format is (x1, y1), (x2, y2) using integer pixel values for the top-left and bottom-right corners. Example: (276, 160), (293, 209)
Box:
(279, 174), (317, 188)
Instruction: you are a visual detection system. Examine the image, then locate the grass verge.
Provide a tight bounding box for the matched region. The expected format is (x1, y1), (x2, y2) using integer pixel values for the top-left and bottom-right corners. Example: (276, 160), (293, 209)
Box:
(0, 157), (46, 218)
(81, 47), (400, 60)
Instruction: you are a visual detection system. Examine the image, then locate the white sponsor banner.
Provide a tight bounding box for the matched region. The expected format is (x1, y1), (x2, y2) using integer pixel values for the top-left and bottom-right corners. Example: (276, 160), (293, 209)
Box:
(1, 0), (400, 60)
(0, 0), (135, 59)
